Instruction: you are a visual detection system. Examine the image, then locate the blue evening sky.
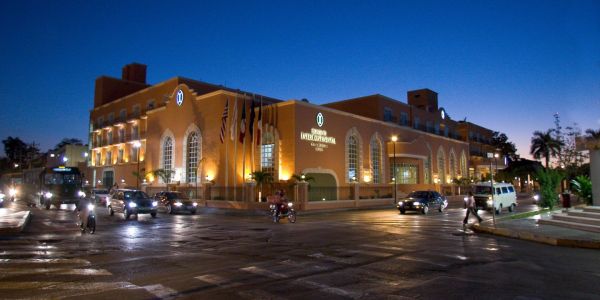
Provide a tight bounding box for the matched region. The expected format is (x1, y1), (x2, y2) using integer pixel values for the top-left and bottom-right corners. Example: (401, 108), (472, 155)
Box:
(0, 0), (598, 160)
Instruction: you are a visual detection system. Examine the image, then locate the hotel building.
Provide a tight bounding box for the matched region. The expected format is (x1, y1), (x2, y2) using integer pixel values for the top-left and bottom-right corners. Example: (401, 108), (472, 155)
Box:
(87, 63), (504, 209)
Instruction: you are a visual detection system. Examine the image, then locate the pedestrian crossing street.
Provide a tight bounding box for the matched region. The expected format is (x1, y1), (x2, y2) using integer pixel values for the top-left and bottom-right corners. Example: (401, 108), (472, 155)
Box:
(0, 238), (467, 299)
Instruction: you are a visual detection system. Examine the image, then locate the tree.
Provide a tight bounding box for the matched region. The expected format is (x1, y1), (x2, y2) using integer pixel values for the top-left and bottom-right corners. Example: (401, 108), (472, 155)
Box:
(291, 173), (315, 183)
(490, 131), (518, 162)
(571, 175), (592, 205)
(2, 136), (41, 168)
(251, 170), (273, 201)
(530, 130), (563, 168)
(150, 169), (174, 184)
(55, 138), (83, 150)
(535, 168), (564, 209)
(585, 128), (600, 140)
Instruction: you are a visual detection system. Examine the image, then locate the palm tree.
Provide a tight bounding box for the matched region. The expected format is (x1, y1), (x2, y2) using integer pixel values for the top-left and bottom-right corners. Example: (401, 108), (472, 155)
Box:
(251, 170), (273, 201)
(530, 129), (563, 168)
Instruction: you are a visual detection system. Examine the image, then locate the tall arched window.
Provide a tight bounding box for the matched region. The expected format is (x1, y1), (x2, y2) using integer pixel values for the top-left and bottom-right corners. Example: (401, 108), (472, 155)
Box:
(370, 137), (382, 183)
(347, 135), (358, 181)
(437, 147), (446, 184)
(163, 137), (173, 183)
(261, 131), (276, 178)
(460, 151), (467, 177)
(449, 150), (457, 180)
(186, 132), (199, 183)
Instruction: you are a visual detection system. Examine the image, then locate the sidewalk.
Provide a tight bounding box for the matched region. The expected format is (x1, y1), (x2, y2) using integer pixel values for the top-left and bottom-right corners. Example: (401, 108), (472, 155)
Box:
(471, 208), (600, 250)
(0, 205), (32, 235)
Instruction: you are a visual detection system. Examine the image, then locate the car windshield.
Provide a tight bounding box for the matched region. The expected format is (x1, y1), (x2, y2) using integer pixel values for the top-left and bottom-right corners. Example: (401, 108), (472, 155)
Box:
(408, 191), (429, 198)
(94, 189), (109, 194)
(166, 192), (188, 200)
(124, 191), (150, 200)
(474, 186), (493, 194)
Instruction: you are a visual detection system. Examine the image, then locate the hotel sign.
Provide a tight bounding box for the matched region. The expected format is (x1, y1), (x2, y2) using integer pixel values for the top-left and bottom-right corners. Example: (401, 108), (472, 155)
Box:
(176, 90), (184, 106)
(301, 112), (335, 152)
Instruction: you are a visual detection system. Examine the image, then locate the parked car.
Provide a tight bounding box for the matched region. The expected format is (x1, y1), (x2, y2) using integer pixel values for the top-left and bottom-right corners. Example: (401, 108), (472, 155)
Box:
(154, 191), (198, 214)
(472, 182), (517, 214)
(108, 189), (158, 220)
(91, 188), (110, 207)
(396, 191), (447, 214)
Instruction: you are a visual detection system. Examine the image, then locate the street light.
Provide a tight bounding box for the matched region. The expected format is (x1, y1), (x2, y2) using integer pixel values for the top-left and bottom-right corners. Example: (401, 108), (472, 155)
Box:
(133, 141), (142, 189)
(391, 135), (398, 203)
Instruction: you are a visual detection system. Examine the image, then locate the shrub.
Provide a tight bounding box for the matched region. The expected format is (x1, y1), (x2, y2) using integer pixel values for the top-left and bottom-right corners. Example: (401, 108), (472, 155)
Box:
(571, 175), (593, 205)
(535, 169), (564, 209)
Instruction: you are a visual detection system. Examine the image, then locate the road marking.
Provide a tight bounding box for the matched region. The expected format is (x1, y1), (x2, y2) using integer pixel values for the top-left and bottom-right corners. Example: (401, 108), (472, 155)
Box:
(308, 252), (353, 264)
(360, 244), (405, 252)
(0, 281), (138, 290)
(0, 268), (112, 276)
(240, 266), (289, 279)
(344, 249), (394, 257)
(295, 278), (361, 299)
(238, 289), (288, 300)
(195, 274), (241, 287)
(142, 284), (178, 299)
(0, 258), (91, 265)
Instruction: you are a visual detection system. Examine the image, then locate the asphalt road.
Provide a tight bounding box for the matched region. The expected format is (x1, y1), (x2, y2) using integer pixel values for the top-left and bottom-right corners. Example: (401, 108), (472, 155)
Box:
(1, 200), (599, 299)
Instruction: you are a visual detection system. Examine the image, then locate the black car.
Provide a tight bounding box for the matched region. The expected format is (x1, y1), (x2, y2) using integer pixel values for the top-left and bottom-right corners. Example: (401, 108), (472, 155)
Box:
(397, 191), (447, 214)
(108, 189), (158, 219)
(154, 191), (198, 214)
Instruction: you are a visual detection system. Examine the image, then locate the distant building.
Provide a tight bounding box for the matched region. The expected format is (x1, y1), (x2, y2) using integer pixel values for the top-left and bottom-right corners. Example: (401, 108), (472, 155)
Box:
(46, 144), (88, 168)
(86, 63), (504, 206)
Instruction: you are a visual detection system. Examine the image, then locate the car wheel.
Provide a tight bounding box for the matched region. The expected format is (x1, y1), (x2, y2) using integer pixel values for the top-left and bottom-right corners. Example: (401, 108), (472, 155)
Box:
(124, 209), (131, 220)
(438, 203), (444, 212)
(151, 212), (157, 218)
(495, 204), (502, 215)
(422, 205), (429, 215)
(399, 209), (406, 214)
(109, 206), (114, 216)
(167, 205), (173, 214)
(508, 203), (515, 212)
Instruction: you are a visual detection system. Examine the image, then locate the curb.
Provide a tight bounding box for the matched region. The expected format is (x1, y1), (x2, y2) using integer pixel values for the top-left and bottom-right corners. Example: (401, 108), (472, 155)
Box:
(0, 211), (32, 235)
(471, 224), (600, 250)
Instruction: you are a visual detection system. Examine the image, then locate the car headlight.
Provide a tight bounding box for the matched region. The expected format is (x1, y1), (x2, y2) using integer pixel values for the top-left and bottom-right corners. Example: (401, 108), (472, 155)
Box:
(533, 195), (539, 201)
(486, 200), (493, 205)
(0, 193), (5, 199)
(87, 203), (95, 210)
(413, 201), (421, 206)
(269, 204), (275, 209)
(488, 195), (492, 200)
(78, 191), (86, 198)
(174, 202), (183, 207)
(288, 202), (293, 207)
(44, 192), (53, 199)
(152, 201), (158, 207)
(128, 202), (137, 208)
(9, 188), (17, 196)
(398, 201), (404, 206)
(192, 202), (198, 207)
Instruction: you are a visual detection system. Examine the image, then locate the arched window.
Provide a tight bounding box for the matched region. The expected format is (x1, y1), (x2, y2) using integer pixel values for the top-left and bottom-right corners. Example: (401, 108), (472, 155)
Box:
(347, 135), (358, 181)
(261, 131), (276, 178)
(449, 150), (457, 180)
(370, 136), (382, 183)
(437, 147), (446, 184)
(460, 151), (467, 177)
(163, 137), (173, 183)
(186, 132), (199, 183)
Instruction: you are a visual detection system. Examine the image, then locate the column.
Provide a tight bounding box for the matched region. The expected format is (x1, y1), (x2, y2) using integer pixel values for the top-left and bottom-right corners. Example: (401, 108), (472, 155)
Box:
(591, 149), (600, 206)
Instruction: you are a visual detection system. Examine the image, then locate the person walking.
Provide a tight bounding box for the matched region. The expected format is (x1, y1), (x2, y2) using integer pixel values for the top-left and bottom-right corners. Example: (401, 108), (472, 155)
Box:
(463, 191), (482, 225)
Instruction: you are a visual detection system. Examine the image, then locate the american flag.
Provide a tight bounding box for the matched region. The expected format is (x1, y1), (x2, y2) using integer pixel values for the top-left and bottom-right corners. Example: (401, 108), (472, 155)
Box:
(219, 99), (229, 144)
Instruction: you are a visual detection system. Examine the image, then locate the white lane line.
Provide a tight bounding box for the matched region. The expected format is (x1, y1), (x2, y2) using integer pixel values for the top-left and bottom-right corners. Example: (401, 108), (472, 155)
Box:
(240, 266), (289, 279)
(295, 278), (361, 299)
(0, 268), (112, 276)
(195, 274), (241, 288)
(308, 252), (353, 264)
(360, 244), (405, 252)
(0, 258), (91, 265)
(0, 281), (138, 290)
(343, 249), (394, 258)
(142, 284), (178, 299)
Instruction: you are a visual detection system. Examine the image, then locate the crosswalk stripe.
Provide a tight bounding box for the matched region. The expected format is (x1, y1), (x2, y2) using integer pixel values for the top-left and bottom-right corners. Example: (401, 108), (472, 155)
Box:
(344, 249), (394, 258)
(360, 244), (405, 252)
(0, 281), (138, 290)
(0, 268), (112, 276)
(142, 284), (178, 299)
(0, 258), (90, 265)
(295, 278), (361, 299)
(307, 252), (353, 264)
(195, 274), (241, 288)
(240, 266), (288, 279)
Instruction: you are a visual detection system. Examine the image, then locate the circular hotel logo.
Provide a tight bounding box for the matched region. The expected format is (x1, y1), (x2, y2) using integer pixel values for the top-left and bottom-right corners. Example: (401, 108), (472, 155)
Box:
(176, 90), (184, 106)
(316, 112), (324, 127)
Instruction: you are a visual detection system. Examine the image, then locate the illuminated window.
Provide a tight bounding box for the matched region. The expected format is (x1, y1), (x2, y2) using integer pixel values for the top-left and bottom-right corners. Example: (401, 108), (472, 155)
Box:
(186, 132), (199, 183)
(425, 153), (432, 184)
(132, 124), (139, 140)
(261, 144), (275, 175)
(118, 148), (124, 163)
(392, 163), (418, 184)
(106, 150), (112, 166)
(162, 137), (173, 183)
(95, 152), (101, 167)
(370, 137), (382, 183)
(449, 151), (456, 179)
(107, 131), (113, 145)
(347, 135), (358, 181)
(130, 146), (139, 163)
(460, 151), (467, 177)
(437, 148), (446, 183)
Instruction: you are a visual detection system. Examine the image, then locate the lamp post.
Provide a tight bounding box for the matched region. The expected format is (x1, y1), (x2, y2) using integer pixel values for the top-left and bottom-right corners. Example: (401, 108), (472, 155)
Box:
(391, 135), (398, 203)
(488, 152), (497, 227)
(133, 141), (142, 189)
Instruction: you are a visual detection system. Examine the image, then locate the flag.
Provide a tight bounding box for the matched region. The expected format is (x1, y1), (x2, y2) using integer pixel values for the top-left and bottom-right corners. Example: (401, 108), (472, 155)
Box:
(219, 98), (229, 143)
(248, 99), (256, 140)
(230, 97), (238, 141)
(256, 102), (262, 144)
(238, 100), (246, 144)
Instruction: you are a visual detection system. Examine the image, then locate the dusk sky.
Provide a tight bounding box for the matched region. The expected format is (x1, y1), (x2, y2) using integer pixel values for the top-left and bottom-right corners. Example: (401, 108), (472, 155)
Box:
(0, 0), (598, 160)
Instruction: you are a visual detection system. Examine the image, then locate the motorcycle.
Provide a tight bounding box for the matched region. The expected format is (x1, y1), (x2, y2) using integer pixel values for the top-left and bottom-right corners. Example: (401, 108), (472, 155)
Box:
(269, 202), (297, 223)
(8, 187), (17, 202)
(77, 202), (97, 234)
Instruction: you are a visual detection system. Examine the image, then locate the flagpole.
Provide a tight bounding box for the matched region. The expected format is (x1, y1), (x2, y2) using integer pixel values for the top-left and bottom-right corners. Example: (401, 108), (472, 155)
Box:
(232, 95), (238, 202)
(251, 95), (255, 175)
(242, 95), (247, 203)
(259, 96), (263, 172)
(224, 96), (229, 200)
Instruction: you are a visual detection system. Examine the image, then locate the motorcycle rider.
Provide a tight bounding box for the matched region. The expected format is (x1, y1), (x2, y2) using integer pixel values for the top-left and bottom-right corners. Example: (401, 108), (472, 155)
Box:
(76, 196), (94, 230)
(274, 189), (289, 217)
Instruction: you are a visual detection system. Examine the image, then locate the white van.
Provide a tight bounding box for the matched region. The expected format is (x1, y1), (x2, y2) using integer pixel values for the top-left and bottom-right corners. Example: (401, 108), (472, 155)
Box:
(472, 182), (517, 214)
